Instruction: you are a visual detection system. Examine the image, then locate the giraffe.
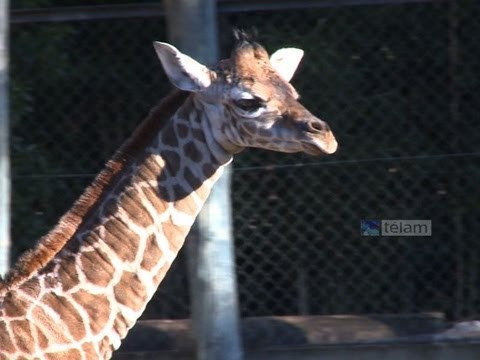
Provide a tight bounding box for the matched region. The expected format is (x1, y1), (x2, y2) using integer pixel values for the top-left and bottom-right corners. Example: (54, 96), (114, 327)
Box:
(0, 32), (337, 359)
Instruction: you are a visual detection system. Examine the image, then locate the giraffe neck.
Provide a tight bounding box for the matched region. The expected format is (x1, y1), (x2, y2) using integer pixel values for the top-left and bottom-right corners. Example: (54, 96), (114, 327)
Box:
(0, 93), (233, 359)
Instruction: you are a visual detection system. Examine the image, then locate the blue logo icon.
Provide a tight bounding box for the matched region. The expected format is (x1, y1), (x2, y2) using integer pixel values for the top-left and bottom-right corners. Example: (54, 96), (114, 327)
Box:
(361, 220), (380, 236)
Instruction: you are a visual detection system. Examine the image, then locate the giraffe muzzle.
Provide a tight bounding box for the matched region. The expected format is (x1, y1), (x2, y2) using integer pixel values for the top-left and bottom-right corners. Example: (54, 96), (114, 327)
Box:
(321, 129), (338, 154)
(305, 119), (338, 155)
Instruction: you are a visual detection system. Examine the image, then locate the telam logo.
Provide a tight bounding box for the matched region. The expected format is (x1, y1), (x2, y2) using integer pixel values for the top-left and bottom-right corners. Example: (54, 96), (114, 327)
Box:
(382, 220), (431, 236)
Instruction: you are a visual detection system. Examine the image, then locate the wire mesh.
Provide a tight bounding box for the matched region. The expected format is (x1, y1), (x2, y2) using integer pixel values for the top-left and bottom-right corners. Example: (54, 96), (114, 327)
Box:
(9, 1), (480, 321)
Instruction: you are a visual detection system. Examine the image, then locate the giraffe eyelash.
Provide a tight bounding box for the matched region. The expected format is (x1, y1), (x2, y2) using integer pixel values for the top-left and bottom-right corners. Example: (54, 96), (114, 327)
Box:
(233, 97), (265, 112)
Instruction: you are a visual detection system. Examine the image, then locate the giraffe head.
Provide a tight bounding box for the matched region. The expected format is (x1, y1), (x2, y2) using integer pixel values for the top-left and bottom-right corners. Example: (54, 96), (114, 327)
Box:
(153, 32), (337, 156)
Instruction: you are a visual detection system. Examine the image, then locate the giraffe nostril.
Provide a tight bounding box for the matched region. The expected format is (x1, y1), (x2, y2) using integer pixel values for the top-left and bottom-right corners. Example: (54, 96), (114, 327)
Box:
(307, 120), (329, 133)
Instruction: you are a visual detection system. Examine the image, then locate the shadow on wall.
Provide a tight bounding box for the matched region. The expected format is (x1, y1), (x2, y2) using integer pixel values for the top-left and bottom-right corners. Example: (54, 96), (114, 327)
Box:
(118, 313), (449, 354)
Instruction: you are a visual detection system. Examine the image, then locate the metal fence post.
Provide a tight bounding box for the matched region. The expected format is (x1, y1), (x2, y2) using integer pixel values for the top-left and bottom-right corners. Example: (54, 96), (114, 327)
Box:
(0, 0), (10, 277)
(163, 1), (243, 360)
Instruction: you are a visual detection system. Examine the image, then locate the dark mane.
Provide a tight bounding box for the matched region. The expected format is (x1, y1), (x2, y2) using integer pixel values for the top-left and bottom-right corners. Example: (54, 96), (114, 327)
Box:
(2, 89), (189, 288)
(233, 28), (258, 45)
(232, 28), (262, 52)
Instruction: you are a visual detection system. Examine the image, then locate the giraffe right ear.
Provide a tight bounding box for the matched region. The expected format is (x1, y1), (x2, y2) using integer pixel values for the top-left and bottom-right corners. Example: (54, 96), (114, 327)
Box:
(153, 42), (214, 92)
(270, 48), (304, 83)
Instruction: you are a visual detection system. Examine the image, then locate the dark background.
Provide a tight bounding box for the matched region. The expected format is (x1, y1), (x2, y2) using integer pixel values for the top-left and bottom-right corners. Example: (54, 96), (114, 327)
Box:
(9, 0), (480, 320)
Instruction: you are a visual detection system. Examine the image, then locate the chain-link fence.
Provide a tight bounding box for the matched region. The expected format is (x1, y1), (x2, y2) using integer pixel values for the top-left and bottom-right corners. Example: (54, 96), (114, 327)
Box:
(9, 0), (480, 322)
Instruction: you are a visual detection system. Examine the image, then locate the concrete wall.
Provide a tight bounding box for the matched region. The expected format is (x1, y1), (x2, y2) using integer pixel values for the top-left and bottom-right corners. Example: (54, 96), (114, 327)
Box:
(113, 315), (480, 360)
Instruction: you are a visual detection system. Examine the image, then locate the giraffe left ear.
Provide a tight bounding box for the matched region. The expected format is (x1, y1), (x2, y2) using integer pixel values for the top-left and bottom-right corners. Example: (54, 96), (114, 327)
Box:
(153, 42), (214, 92)
(270, 48), (304, 83)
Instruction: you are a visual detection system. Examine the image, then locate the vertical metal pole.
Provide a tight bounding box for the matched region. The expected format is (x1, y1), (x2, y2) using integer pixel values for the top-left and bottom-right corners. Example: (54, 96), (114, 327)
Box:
(0, 0), (11, 277)
(194, 166), (243, 360)
(163, 1), (243, 360)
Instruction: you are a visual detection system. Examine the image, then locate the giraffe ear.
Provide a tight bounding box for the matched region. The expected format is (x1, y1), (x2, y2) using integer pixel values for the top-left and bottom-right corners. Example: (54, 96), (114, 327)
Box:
(269, 48), (304, 82)
(153, 42), (213, 92)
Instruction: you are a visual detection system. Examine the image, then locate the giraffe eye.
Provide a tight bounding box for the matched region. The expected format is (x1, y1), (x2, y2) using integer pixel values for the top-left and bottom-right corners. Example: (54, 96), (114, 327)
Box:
(233, 98), (264, 112)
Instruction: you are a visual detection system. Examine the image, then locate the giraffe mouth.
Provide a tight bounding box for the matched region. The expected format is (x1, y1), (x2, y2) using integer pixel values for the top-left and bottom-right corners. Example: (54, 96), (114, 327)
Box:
(306, 131), (338, 155)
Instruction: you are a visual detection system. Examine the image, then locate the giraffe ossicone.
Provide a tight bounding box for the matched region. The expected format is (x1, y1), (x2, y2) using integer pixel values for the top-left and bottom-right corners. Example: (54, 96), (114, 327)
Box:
(0, 33), (337, 359)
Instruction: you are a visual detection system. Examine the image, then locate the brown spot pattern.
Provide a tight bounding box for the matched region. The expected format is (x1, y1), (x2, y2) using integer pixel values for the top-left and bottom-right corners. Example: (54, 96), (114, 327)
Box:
(81, 342), (97, 357)
(152, 264), (171, 287)
(57, 254), (80, 292)
(175, 197), (196, 217)
(31, 306), (71, 344)
(183, 142), (203, 163)
(172, 184), (190, 200)
(202, 163), (217, 179)
(142, 155), (163, 176)
(4, 292), (28, 317)
(11, 320), (35, 353)
(140, 234), (163, 271)
(192, 128), (205, 142)
(113, 271), (147, 312)
(183, 166), (202, 190)
(35, 325), (49, 349)
(161, 150), (181, 176)
(120, 188), (154, 228)
(79, 247), (114, 287)
(45, 349), (82, 360)
(41, 293), (86, 341)
(176, 123), (190, 138)
(195, 182), (213, 204)
(161, 123), (178, 147)
(162, 222), (188, 252)
(18, 277), (41, 299)
(102, 196), (119, 215)
(113, 313), (129, 339)
(103, 218), (140, 263)
(0, 321), (16, 352)
(140, 185), (168, 214)
(71, 290), (110, 335)
(99, 335), (113, 359)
